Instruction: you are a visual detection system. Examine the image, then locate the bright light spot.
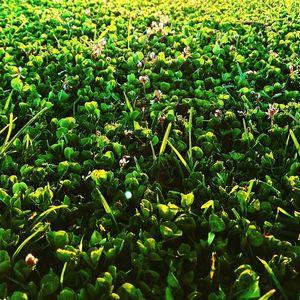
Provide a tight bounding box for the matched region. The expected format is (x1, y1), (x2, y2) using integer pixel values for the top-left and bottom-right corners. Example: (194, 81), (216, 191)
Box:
(125, 191), (132, 200)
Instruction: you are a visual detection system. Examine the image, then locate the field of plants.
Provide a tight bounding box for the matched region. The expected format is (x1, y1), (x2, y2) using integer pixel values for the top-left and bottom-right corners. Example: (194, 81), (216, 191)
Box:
(0, 0), (300, 299)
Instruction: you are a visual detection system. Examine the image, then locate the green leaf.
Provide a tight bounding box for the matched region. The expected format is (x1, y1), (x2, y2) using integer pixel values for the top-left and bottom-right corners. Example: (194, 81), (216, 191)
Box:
(64, 147), (75, 160)
(201, 200), (214, 214)
(213, 44), (223, 55)
(140, 199), (153, 218)
(181, 192), (194, 209)
(246, 225), (264, 247)
(91, 169), (108, 185)
(167, 271), (181, 289)
(40, 269), (59, 296)
(165, 287), (174, 300)
(92, 245), (104, 263)
(46, 230), (69, 249)
(58, 117), (76, 129)
(117, 283), (145, 300)
(0, 188), (10, 206)
(127, 73), (136, 83)
(0, 250), (11, 275)
(85, 101), (98, 113)
(11, 77), (23, 92)
(257, 257), (288, 300)
(238, 280), (260, 299)
(90, 231), (102, 247)
(160, 225), (174, 238)
(58, 287), (76, 300)
(157, 203), (179, 220)
(209, 214), (226, 233)
(113, 142), (123, 158)
(160, 82), (171, 92)
(207, 232), (215, 246)
(10, 291), (28, 300)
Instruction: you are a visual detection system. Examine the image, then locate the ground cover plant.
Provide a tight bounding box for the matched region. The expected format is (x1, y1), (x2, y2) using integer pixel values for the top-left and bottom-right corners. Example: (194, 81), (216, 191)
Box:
(0, 0), (300, 298)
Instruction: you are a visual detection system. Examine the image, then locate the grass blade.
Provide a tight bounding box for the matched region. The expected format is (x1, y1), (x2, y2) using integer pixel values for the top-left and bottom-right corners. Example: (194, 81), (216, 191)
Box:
(2, 113), (14, 151)
(167, 140), (191, 174)
(0, 106), (48, 156)
(259, 289), (276, 300)
(290, 129), (300, 156)
(3, 90), (13, 114)
(11, 17), (27, 38)
(188, 107), (193, 165)
(276, 207), (297, 222)
(60, 262), (68, 288)
(150, 140), (157, 161)
(159, 122), (172, 155)
(246, 179), (256, 202)
(31, 204), (68, 227)
(95, 188), (119, 232)
(0, 117), (17, 135)
(257, 257), (288, 300)
(97, 20), (115, 42)
(12, 223), (49, 263)
(284, 130), (291, 159)
(258, 180), (281, 197)
(123, 91), (133, 113)
(127, 16), (132, 50)
(134, 156), (142, 173)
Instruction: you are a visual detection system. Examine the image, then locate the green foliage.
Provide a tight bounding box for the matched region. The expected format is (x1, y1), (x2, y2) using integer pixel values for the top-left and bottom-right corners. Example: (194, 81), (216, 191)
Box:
(0, 0), (299, 298)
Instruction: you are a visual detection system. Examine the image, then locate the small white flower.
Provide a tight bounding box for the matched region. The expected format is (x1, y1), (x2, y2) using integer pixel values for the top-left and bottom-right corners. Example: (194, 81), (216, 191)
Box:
(149, 52), (156, 60)
(139, 75), (149, 85)
(230, 45), (236, 51)
(158, 114), (166, 125)
(154, 89), (162, 101)
(124, 130), (133, 138)
(137, 61), (143, 68)
(25, 253), (38, 270)
(237, 110), (246, 117)
(119, 155), (130, 168)
(214, 109), (222, 118)
(265, 103), (279, 119)
(246, 70), (256, 75)
(91, 38), (106, 58)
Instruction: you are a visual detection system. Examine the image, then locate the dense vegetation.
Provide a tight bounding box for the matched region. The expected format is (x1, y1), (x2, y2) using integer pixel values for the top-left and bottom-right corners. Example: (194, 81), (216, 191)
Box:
(0, 0), (300, 299)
